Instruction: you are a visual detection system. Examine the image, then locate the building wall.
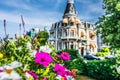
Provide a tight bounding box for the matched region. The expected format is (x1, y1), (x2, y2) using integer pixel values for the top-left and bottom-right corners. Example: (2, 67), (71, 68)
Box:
(49, 21), (97, 56)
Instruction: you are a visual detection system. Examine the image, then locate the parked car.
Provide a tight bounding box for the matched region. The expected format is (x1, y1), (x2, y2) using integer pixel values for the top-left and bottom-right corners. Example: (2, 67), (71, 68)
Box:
(84, 54), (100, 60)
(105, 55), (115, 59)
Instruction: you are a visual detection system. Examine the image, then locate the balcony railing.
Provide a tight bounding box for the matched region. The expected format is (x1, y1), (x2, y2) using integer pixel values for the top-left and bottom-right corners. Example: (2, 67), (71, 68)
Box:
(61, 36), (80, 40)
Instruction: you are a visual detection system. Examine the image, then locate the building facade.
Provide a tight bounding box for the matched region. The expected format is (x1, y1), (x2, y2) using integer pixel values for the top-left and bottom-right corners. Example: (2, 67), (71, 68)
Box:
(49, 0), (97, 56)
(26, 28), (40, 39)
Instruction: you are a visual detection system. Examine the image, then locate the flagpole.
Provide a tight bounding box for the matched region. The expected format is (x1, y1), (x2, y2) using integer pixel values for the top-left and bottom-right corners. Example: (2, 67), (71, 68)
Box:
(3, 19), (7, 37)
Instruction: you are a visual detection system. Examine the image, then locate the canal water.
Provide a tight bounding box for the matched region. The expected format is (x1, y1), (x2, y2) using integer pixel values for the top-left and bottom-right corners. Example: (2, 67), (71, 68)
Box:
(75, 75), (95, 80)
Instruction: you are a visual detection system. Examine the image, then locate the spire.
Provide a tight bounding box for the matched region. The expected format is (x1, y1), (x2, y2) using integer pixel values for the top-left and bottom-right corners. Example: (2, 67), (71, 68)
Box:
(63, 0), (77, 18)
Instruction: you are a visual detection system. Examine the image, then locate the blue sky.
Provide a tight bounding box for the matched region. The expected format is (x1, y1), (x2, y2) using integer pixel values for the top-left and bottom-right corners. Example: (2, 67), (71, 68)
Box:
(0, 0), (104, 38)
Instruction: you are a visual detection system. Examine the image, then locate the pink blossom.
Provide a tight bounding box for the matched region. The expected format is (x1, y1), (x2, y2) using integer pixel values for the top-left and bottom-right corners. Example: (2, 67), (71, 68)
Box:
(0, 70), (3, 72)
(63, 76), (67, 80)
(65, 71), (73, 76)
(28, 71), (39, 79)
(42, 77), (47, 80)
(35, 52), (53, 67)
(61, 52), (70, 60)
(54, 63), (66, 76)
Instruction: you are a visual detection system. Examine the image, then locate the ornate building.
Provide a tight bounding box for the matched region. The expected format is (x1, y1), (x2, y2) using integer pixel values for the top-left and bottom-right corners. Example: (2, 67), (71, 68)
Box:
(49, 0), (97, 56)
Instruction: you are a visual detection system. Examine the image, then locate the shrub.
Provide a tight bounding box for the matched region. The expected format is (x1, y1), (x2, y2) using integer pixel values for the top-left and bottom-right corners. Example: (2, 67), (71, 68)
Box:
(84, 59), (120, 80)
(64, 57), (86, 74)
(101, 47), (110, 53)
(96, 47), (110, 57)
(96, 52), (109, 57)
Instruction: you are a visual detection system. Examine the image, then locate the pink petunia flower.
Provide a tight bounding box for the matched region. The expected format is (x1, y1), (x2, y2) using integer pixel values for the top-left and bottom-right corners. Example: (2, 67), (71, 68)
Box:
(28, 71), (39, 79)
(0, 70), (3, 72)
(65, 70), (73, 76)
(63, 76), (67, 80)
(42, 77), (47, 80)
(54, 63), (66, 76)
(61, 52), (70, 60)
(35, 52), (53, 67)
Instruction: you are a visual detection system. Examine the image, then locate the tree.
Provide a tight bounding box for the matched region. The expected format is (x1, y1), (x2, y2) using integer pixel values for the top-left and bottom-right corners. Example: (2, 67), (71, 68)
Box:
(96, 0), (120, 49)
(37, 30), (49, 46)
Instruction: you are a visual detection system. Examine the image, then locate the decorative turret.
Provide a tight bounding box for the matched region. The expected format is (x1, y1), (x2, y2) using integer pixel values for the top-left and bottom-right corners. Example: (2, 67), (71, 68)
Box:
(63, 0), (77, 18)
(62, 0), (81, 25)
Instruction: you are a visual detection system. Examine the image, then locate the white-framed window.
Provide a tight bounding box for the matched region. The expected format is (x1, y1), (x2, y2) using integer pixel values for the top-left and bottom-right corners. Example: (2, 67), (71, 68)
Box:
(70, 30), (74, 37)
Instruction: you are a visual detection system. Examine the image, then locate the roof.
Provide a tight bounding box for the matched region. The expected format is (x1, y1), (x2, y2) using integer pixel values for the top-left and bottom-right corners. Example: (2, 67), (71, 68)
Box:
(63, 0), (77, 18)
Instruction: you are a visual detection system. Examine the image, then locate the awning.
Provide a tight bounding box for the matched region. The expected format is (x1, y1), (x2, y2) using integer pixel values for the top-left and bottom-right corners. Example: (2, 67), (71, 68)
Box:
(81, 30), (86, 37)
(63, 18), (68, 24)
(90, 43), (97, 48)
(69, 17), (75, 23)
(76, 19), (81, 25)
(90, 31), (95, 37)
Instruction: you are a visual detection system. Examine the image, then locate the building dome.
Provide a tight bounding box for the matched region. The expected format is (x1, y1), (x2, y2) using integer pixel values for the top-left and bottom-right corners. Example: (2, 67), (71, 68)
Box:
(63, 18), (68, 24)
(76, 19), (81, 25)
(69, 17), (75, 23)
(81, 30), (86, 37)
(90, 31), (95, 37)
(90, 42), (97, 48)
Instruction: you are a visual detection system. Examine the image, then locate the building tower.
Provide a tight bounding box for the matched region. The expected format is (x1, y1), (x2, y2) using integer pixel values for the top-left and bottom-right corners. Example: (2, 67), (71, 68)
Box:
(63, 0), (77, 18)
(49, 0), (97, 56)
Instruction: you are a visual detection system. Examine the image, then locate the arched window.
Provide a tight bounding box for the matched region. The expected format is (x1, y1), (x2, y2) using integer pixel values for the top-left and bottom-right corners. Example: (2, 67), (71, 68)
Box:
(63, 30), (67, 36)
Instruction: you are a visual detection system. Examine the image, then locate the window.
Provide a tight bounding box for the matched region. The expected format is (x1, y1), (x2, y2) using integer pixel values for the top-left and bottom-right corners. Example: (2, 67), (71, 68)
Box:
(70, 22), (74, 26)
(63, 30), (67, 36)
(62, 23), (67, 26)
(59, 43), (61, 49)
(88, 24), (90, 28)
(70, 30), (74, 37)
(71, 42), (74, 49)
(65, 42), (67, 49)
(71, 45), (74, 49)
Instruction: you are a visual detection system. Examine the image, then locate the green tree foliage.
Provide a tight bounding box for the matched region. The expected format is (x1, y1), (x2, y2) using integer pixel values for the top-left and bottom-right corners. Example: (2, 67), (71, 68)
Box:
(96, 0), (120, 49)
(96, 47), (110, 57)
(37, 30), (49, 46)
(101, 47), (110, 53)
(96, 52), (109, 57)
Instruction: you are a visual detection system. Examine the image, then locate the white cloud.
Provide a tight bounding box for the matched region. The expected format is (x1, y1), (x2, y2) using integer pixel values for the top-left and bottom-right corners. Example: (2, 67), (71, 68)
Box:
(0, 10), (62, 27)
(0, 10), (62, 38)
(0, 0), (33, 10)
(76, 0), (104, 23)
